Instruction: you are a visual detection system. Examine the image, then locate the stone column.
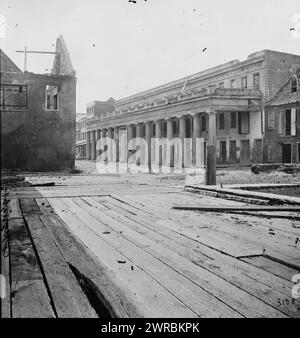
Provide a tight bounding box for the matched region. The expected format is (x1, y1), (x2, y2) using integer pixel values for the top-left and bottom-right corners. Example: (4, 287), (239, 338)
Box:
(100, 128), (106, 162)
(179, 116), (186, 168)
(167, 118), (174, 170)
(91, 130), (96, 160)
(127, 124), (134, 171)
(136, 123), (143, 138)
(145, 121), (152, 173)
(206, 111), (217, 185)
(192, 113), (201, 166)
(96, 129), (101, 158)
(136, 123), (143, 166)
(114, 126), (119, 169)
(127, 125), (134, 148)
(155, 120), (162, 173)
(107, 127), (113, 162)
(86, 131), (91, 160)
(97, 129), (101, 140)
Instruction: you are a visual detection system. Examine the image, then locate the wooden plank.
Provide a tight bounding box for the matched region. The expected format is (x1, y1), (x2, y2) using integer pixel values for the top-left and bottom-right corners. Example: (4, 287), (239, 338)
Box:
(185, 187), (270, 205)
(152, 192), (299, 219)
(198, 213), (300, 269)
(223, 211), (300, 221)
(69, 197), (285, 317)
(8, 211), (55, 318)
(123, 194), (263, 257)
(8, 185), (178, 199)
(71, 196), (291, 318)
(20, 198), (41, 215)
(124, 194), (300, 269)
(173, 205), (300, 212)
(24, 212), (98, 318)
(1, 197), (11, 318)
(49, 197), (198, 318)
(98, 195), (300, 317)
(240, 256), (300, 282)
(227, 213), (300, 237)
(157, 193), (299, 240)
(57, 197), (241, 318)
(7, 199), (23, 219)
(35, 198), (55, 215)
(109, 195), (153, 216)
(98, 197), (141, 215)
(39, 213), (143, 318)
(186, 186), (300, 205)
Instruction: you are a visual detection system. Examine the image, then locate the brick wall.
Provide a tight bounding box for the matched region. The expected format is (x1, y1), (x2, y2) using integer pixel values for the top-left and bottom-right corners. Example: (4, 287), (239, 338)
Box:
(1, 71), (76, 171)
(264, 51), (300, 102)
(264, 104), (300, 163)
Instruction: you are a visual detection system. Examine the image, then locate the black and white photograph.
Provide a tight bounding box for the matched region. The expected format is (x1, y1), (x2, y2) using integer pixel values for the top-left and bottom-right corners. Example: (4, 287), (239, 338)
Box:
(1, 0), (300, 328)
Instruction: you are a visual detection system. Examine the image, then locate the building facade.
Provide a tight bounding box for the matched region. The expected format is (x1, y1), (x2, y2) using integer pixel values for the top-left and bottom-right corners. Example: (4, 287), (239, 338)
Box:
(264, 68), (300, 163)
(84, 50), (300, 176)
(0, 36), (76, 171)
(75, 115), (87, 159)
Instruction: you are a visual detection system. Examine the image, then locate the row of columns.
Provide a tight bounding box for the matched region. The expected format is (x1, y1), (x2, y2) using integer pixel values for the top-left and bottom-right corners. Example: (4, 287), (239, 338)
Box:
(86, 112), (216, 184)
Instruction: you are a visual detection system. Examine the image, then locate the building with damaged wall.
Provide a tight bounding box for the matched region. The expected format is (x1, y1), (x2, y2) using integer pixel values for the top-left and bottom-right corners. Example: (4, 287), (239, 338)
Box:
(0, 35), (76, 171)
(264, 68), (300, 164)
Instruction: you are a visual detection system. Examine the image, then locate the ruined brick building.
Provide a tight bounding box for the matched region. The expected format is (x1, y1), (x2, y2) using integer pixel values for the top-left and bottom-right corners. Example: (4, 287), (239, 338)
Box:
(264, 68), (300, 163)
(77, 49), (300, 172)
(1, 35), (76, 171)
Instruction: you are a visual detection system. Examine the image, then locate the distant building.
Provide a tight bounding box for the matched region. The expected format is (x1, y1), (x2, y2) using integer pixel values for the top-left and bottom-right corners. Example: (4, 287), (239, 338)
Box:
(0, 35), (76, 171)
(86, 98), (115, 119)
(264, 68), (300, 163)
(83, 49), (300, 171)
(85, 99), (115, 160)
(75, 115), (87, 159)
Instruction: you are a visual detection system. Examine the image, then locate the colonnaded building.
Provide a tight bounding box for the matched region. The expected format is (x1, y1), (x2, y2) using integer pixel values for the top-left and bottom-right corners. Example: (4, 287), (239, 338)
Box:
(76, 49), (300, 178)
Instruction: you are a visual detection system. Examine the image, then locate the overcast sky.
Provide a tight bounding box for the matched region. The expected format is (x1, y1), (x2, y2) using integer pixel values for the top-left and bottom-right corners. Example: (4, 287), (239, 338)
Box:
(1, 0), (299, 113)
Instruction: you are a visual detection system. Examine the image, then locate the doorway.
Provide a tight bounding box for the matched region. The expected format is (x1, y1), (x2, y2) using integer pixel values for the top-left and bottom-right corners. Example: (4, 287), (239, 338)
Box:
(240, 140), (250, 163)
(220, 141), (227, 163)
(229, 140), (237, 162)
(253, 139), (263, 163)
(282, 143), (291, 163)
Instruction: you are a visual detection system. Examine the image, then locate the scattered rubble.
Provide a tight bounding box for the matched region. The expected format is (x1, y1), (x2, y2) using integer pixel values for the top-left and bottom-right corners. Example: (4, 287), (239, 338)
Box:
(251, 163), (300, 175)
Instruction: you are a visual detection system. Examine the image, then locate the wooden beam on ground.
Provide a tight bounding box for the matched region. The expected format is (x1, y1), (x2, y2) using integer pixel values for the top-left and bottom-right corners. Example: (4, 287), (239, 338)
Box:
(185, 185), (300, 206)
(24, 212), (98, 318)
(106, 194), (299, 317)
(35, 198), (145, 318)
(9, 199), (55, 318)
(1, 196), (11, 318)
(57, 196), (292, 318)
(185, 186), (270, 205)
(172, 205), (300, 212)
(50, 197), (200, 317)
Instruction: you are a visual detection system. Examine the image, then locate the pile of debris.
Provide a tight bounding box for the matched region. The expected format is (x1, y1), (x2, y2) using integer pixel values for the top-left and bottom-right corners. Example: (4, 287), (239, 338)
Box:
(1, 174), (27, 188)
(251, 163), (300, 174)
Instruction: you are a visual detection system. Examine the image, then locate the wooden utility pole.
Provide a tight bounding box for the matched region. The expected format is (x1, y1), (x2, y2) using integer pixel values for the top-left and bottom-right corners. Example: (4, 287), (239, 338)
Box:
(23, 46), (27, 72)
(205, 110), (217, 185)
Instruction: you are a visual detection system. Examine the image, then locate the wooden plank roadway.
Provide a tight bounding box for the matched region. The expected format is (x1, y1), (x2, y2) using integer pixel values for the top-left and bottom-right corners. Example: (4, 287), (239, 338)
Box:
(1, 198), (98, 318)
(1, 185), (300, 318)
(44, 192), (300, 317)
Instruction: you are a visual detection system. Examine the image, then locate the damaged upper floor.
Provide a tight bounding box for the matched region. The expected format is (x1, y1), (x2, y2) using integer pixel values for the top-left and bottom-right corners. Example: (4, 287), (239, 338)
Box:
(0, 36), (77, 171)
